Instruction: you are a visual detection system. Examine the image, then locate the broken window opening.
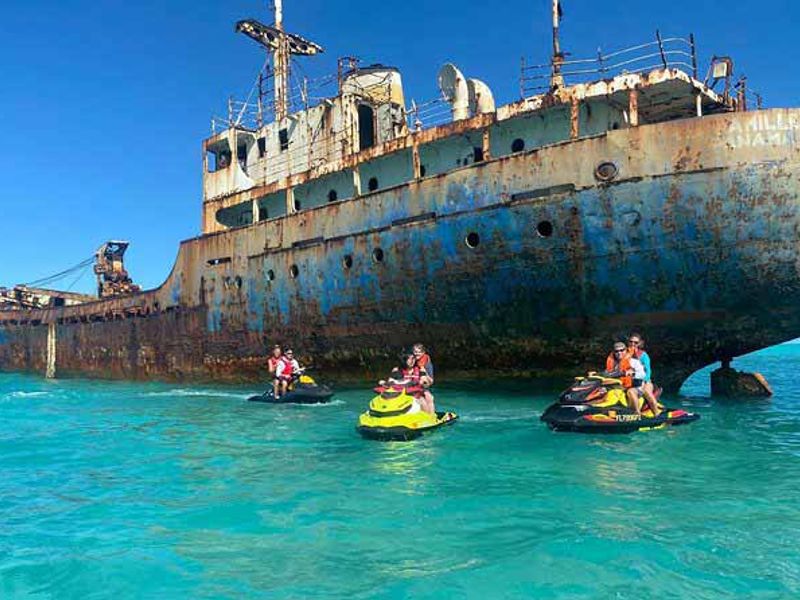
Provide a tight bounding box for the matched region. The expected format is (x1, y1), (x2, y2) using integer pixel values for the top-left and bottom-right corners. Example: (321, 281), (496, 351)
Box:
(237, 143), (249, 174)
(279, 128), (289, 151)
(358, 104), (375, 151)
(207, 148), (232, 172)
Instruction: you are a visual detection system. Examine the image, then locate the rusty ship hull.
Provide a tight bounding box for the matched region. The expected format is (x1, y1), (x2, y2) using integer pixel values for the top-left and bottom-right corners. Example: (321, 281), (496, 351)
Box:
(1, 108), (799, 391)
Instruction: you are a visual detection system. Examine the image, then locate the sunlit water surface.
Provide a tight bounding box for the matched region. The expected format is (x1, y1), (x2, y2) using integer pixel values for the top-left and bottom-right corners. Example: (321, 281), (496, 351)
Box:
(2, 346), (800, 598)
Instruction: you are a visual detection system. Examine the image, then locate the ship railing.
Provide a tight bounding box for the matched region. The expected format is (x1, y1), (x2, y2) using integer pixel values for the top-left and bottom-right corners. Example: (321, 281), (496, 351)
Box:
(211, 60), (340, 135)
(405, 98), (453, 131)
(520, 32), (699, 97)
(221, 126), (353, 184)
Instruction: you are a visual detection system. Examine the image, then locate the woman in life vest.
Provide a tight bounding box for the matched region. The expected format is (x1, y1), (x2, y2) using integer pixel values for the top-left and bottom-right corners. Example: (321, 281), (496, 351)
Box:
(267, 345), (283, 398)
(627, 333), (661, 416)
(275, 348), (301, 398)
(411, 343), (436, 414)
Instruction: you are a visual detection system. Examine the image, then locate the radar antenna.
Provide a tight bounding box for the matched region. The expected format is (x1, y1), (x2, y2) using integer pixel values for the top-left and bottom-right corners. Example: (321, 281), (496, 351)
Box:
(236, 1), (324, 122)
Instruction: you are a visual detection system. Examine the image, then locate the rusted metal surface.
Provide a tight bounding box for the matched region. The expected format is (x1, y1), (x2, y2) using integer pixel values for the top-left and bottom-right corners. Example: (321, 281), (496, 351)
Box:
(0, 286), (94, 311)
(94, 241), (141, 298)
(201, 69), (728, 231)
(1, 108), (799, 391)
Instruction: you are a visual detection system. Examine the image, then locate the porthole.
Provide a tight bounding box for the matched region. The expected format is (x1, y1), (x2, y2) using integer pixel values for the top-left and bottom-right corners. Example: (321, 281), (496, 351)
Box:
(293, 198), (302, 211)
(372, 248), (384, 263)
(342, 254), (353, 270)
(420, 165), (427, 177)
(266, 269), (275, 281)
(536, 221), (554, 238)
(328, 189), (338, 203)
(595, 161), (619, 182)
(465, 232), (480, 248)
(511, 138), (525, 153)
(289, 265), (299, 278)
(368, 177), (379, 192)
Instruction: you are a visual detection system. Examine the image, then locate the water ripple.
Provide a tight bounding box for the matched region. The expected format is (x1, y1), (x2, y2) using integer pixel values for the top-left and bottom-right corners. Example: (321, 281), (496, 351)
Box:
(0, 347), (799, 597)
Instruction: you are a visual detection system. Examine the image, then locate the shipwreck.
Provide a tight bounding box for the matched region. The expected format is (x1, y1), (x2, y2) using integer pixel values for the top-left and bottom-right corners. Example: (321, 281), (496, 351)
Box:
(1, 1), (798, 392)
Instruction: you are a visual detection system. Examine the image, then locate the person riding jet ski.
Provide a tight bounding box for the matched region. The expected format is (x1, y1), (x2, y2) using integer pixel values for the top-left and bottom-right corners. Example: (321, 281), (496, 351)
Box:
(248, 349), (334, 404)
(357, 358), (457, 441)
(541, 342), (699, 433)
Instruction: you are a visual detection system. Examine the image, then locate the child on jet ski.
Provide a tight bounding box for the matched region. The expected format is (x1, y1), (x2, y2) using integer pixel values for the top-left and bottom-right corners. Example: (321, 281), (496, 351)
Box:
(378, 364), (416, 387)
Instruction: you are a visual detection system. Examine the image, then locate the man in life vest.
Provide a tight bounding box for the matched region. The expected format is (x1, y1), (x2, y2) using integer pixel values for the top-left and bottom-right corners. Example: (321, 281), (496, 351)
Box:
(275, 348), (302, 398)
(267, 345), (283, 399)
(605, 341), (633, 389)
(411, 343), (436, 414)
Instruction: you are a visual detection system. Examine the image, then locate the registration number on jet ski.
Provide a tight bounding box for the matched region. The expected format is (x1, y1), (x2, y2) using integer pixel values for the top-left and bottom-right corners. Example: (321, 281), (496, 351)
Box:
(615, 414), (641, 422)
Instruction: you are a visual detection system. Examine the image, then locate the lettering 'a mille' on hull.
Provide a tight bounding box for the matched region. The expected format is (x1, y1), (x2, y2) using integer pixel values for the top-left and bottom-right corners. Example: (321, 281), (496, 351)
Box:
(1, 107), (799, 392)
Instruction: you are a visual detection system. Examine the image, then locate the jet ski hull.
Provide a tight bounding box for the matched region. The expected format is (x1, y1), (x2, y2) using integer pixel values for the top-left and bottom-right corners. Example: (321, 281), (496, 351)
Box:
(357, 411), (458, 441)
(541, 403), (699, 434)
(248, 384), (334, 404)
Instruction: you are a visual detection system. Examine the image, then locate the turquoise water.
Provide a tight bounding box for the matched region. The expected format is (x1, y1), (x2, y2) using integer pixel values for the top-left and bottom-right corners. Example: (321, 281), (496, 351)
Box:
(2, 348), (800, 599)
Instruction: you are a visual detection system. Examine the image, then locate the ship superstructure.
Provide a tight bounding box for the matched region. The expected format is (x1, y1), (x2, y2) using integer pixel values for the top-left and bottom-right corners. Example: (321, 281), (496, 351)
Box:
(1, 1), (799, 391)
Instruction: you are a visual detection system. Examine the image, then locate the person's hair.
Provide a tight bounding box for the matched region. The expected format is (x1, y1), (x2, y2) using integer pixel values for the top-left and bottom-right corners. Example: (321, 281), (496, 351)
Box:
(412, 343), (426, 352)
(629, 332), (645, 348)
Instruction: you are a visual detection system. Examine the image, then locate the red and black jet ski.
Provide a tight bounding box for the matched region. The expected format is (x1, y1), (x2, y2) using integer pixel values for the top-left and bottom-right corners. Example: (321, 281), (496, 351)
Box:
(541, 373), (699, 434)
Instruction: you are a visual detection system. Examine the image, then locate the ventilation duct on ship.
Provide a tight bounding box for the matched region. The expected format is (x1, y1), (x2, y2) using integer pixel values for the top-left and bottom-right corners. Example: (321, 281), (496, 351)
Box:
(438, 63), (470, 121)
(467, 78), (495, 115)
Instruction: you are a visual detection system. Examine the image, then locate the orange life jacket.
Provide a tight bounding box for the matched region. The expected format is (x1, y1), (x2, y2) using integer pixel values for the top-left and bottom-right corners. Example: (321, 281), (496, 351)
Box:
(605, 351), (633, 388)
(415, 353), (432, 378)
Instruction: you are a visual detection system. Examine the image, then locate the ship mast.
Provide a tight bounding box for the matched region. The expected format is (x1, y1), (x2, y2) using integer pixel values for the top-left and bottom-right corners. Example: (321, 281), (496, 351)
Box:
(235, 1), (323, 123)
(272, 0), (288, 121)
(550, 0), (564, 89)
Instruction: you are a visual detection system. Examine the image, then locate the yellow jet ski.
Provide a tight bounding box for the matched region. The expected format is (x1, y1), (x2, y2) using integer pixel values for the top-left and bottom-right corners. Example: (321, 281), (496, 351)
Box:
(356, 384), (458, 441)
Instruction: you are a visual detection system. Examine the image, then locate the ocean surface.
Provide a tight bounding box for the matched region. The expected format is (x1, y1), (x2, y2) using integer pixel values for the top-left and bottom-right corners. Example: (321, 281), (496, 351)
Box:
(1, 346), (800, 599)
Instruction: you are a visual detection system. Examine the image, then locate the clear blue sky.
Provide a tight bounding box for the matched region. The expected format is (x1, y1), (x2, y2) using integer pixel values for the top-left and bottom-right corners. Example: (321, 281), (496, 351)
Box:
(1, 0), (798, 294)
